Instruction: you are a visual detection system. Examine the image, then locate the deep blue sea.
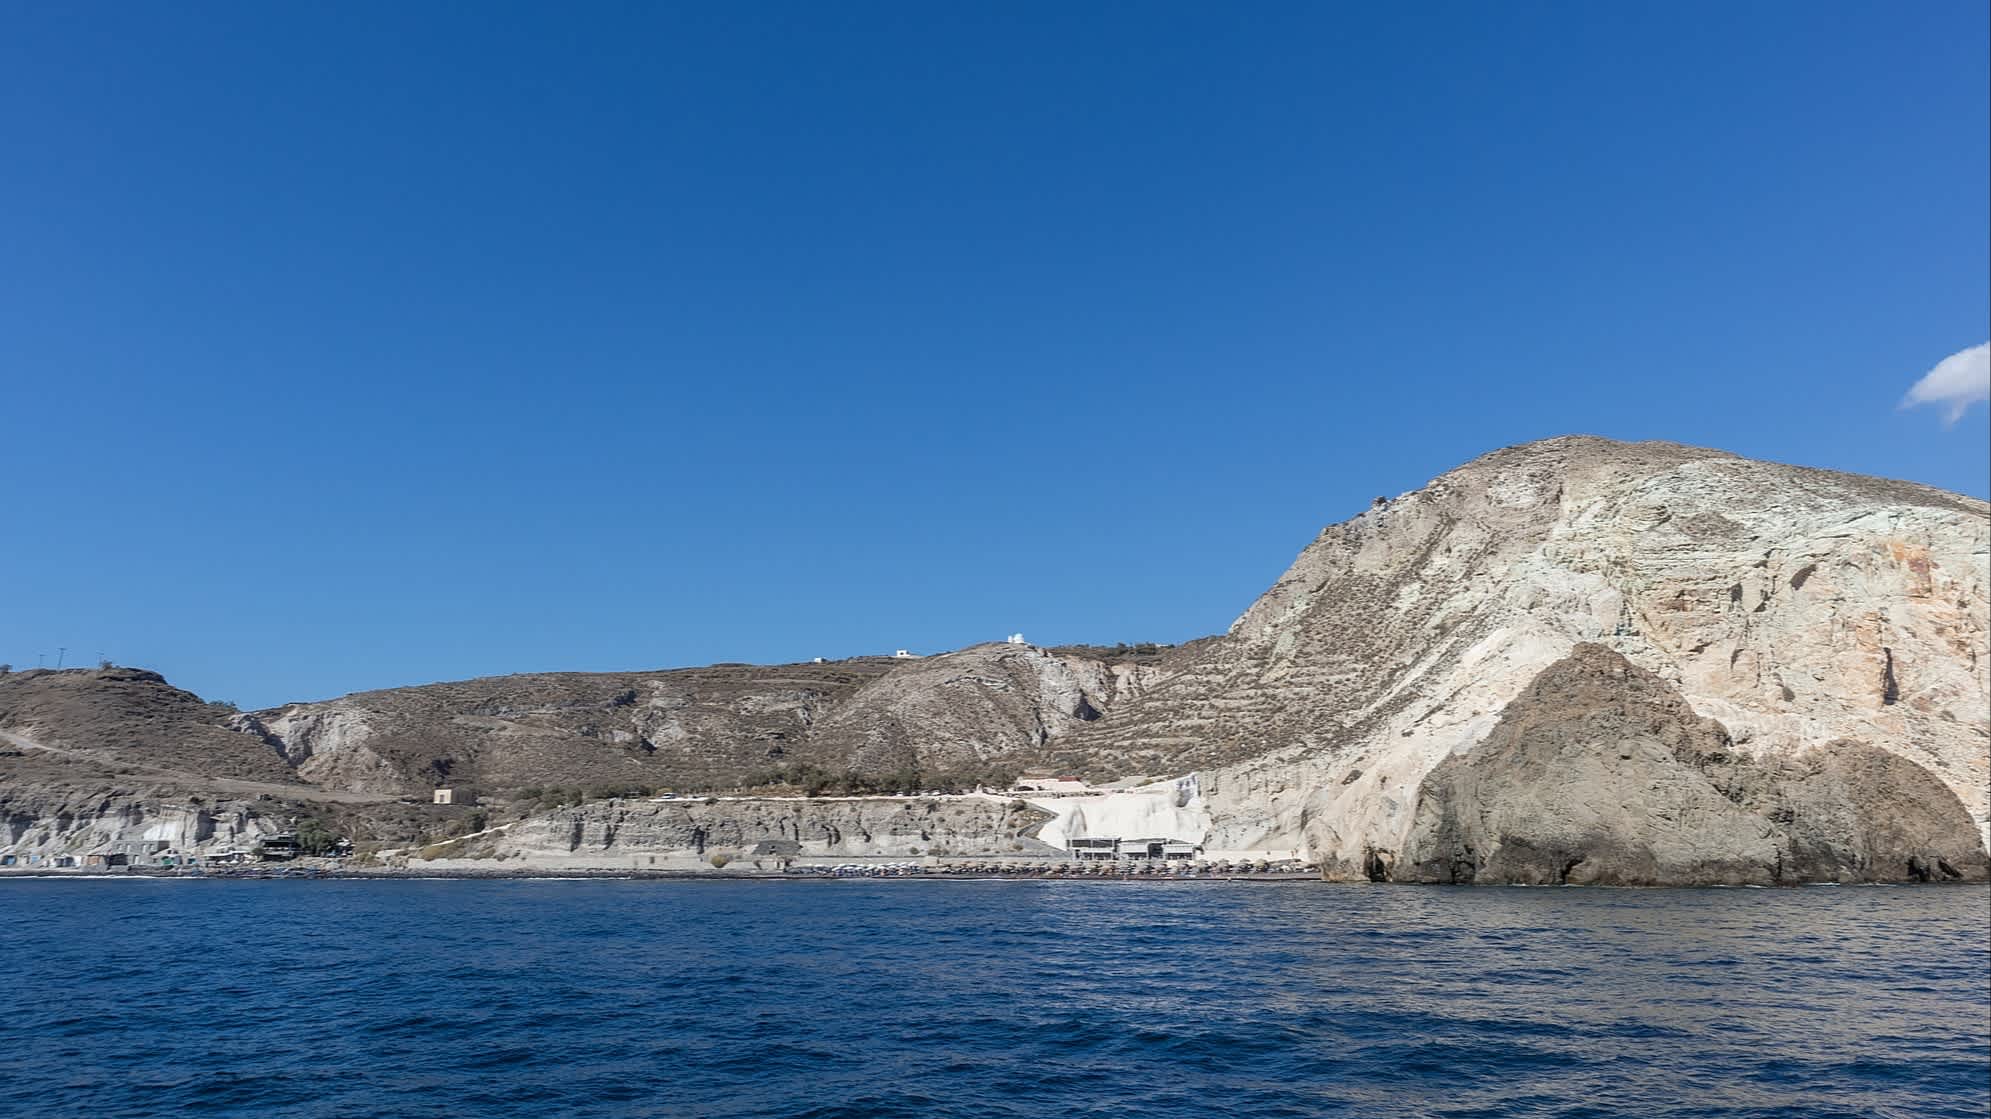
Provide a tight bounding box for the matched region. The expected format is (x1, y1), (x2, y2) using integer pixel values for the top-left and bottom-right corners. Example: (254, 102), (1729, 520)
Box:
(0, 880), (1985, 1119)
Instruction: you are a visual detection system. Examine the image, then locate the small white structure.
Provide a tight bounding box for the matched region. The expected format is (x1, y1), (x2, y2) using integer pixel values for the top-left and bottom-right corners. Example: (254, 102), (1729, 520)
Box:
(1032, 779), (1214, 857)
(433, 788), (474, 806)
(1005, 633), (1027, 645)
(892, 649), (917, 659)
(811, 656), (826, 664)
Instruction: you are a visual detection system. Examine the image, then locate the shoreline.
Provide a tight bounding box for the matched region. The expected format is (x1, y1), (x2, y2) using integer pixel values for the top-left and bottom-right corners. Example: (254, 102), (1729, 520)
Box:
(0, 867), (1325, 883)
(3, 866), (1983, 887)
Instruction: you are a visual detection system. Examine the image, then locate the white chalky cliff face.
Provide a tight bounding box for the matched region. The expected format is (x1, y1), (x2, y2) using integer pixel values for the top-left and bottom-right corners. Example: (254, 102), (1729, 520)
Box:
(1082, 437), (1990, 880)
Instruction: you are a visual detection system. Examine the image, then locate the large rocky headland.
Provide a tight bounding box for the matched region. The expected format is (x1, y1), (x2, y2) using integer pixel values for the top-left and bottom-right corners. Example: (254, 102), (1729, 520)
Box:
(5, 436), (1986, 885)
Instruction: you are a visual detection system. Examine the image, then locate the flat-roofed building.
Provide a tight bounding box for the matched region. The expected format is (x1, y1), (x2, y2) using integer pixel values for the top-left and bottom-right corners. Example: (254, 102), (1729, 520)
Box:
(1067, 837), (1118, 860)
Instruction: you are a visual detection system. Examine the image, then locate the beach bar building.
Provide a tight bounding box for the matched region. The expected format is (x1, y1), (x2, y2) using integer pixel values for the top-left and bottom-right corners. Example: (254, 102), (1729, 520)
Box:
(1054, 798), (1203, 861)
(1068, 837), (1118, 861)
(1138, 839), (1199, 860)
(1063, 836), (1198, 861)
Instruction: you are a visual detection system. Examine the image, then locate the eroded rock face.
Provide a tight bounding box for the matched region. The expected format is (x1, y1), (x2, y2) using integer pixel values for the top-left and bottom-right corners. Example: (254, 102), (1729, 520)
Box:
(233, 646), (1164, 800)
(234, 664), (898, 797)
(491, 796), (1057, 861)
(799, 644), (1167, 776)
(0, 785), (282, 859)
(233, 706), (400, 792)
(1396, 645), (1987, 885)
(1065, 437), (1990, 876)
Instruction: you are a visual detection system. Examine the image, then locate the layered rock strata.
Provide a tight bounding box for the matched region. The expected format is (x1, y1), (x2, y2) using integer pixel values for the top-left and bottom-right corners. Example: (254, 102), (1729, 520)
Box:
(479, 795), (1057, 863)
(1062, 437), (1990, 882)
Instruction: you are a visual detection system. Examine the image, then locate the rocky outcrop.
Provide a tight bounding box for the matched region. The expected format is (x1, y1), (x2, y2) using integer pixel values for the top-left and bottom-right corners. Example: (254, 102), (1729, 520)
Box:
(236, 645), (1168, 801)
(487, 795), (1057, 862)
(0, 668), (323, 863)
(226, 662), (903, 797)
(0, 783), (285, 860)
(1396, 645), (1987, 884)
(1061, 436), (1990, 879)
(1, 666), (300, 785)
(797, 644), (1167, 776)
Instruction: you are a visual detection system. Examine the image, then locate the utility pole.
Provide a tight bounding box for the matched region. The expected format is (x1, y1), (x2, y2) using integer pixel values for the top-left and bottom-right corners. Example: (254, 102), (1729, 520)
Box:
(56, 648), (66, 669)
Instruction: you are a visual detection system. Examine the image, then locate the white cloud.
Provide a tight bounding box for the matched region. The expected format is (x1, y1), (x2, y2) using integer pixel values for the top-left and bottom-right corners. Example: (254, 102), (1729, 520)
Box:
(1901, 342), (1990, 426)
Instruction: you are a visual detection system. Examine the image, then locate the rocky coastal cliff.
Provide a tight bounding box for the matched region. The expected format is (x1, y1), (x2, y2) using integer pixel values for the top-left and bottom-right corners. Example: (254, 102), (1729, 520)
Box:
(0, 645), (1156, 864)
(1398, 644), (1985, 884)
(4, 436), (1985, 884)
(1058, 436), (1989, 882)
(440, 795), (1058, 867)
(0, 783), (285, 861)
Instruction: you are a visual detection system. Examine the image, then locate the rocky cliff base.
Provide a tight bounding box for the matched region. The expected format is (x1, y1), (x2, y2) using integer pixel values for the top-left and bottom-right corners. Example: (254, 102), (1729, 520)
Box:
(420, 795), (1058, 866)
(1390, 645), (1988, 885)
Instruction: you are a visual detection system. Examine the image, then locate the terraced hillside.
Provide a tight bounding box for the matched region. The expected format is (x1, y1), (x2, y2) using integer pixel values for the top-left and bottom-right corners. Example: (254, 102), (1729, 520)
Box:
(1051, 436), (1990, 882)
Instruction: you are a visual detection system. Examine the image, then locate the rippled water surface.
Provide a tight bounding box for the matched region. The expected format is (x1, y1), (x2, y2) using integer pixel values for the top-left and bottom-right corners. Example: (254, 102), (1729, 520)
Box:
(1, 880), (1985, 1118)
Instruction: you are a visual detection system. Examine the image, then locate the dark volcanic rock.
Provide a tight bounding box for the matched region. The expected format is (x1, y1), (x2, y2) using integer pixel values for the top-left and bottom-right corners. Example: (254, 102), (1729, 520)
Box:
(1399, 645), (1988, 885)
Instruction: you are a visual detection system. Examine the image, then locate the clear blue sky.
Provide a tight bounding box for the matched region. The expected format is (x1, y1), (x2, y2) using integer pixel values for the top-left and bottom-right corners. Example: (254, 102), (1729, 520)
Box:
(4, 3), (1986, 707)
